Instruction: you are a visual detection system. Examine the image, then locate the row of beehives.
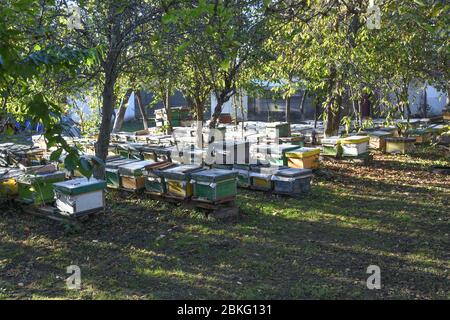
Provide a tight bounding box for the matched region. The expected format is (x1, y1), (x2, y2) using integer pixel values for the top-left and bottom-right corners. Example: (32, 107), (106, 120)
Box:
(0, 163), (107, 216)
(104, 157), (314, 199)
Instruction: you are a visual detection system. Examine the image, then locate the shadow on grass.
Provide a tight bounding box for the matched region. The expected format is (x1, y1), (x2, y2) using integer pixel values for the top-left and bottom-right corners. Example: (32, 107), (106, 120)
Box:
(1, 181), (448, 299)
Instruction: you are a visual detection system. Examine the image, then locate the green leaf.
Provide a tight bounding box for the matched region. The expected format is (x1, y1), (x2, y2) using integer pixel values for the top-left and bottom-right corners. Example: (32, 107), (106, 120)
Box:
(50, 148), (63, 162)
(64, 152), (78, 172)
(220, 59), (231, 71)
(78, 157), (93, 179)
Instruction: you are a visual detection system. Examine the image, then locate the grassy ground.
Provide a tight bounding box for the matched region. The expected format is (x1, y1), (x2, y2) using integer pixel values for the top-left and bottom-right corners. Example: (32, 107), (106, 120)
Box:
(0, 145), (449, 300)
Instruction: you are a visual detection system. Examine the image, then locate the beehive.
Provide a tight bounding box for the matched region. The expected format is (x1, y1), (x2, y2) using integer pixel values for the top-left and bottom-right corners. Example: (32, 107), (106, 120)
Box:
(17, 171), (65, 205)
(321, 136), (342, 157)
(0, 168), (23, 200)
(272, 168), (314, 195)
(266, 122), (290, 138)
(249, 166), (287, 191)
(105, 158), (139, 189)
(53, 178), (106, 215)
(368, 131), (393, 151)
(118, 160), (158, 190)
(385, 137), (416, 154)
(144, 163), (176, 195)
(340, 136), (370, 157)
(407, 129), (432, 144)
(285, 147), (321, 169)
(158, 165), (204, 199)
(191, 169), (237, 203)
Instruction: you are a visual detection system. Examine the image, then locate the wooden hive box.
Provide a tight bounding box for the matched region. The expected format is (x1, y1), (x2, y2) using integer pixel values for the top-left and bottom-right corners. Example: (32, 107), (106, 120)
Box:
(144, 162), (176, 195)
(368, 131), (393, 151)
(17, 171), (65, 205)
(105, 158), (139, 189)
(272, 168), (314, 195)
(321, 136), (342, 157)
(158, 164), (205, 199)
(118, 160), (158, 191)
(385, 137), (417, 154)
(191, 169), (237, 203)
(53, 178), (106, 215)
(339, 136), (370, 157)
(286, 147), (321, 169)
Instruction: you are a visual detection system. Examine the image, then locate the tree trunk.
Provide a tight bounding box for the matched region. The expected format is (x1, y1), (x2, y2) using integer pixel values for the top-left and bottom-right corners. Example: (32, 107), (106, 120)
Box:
(421, 86), (428, 118)
(95, 66), (117, 178)
(135, 90), (148, 130)
(164, 85), (173, 133)
(324, 66), (341, 137)
(285, 95), (291, 124)
(314, 99), (320, 129)
(112, 89), (133, 133)
(352, 99), (359, 127)
(325, 96), (342, 137)
(360, 92), (371, 119)
(300, 90), (308, 120)
(209, 98), (225, 129)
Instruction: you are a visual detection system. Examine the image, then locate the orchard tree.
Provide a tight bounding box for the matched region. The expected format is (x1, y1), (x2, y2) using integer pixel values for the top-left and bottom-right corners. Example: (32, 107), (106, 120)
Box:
(61, 0), (172, 177)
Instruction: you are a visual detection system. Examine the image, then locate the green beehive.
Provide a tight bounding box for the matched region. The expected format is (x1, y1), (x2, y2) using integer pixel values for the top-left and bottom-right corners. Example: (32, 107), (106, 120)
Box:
(321, 136), (342, 157)
(191, 169), (237, 202)
(17, 171), (65, 205)
(266, 122), (290, 138)
(144, 163), (176, 195)
(257, 144), (298, 166)
(232, 164), (253, 188)
(105, 158), (139, 188)
(158, 164), (204, 199)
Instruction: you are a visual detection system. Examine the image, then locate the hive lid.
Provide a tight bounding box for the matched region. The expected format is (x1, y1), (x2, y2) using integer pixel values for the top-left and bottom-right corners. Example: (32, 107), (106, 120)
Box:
(321, 136), (341, 144)
(340, 136), (370, 144)
(18, 171), (65, 184)
(285, 147), (321, 158)
(0, 168), (23, 180)
(251, 165), (287, 174)
(266, 122), (289, 128)
(158, 164), (204, 180)
(385, 137), (417, 143)
(275, 168), (313, 178)
(369, 131), (393, 137)
(191, 169), (237, 182)
(105, 158), (139, 169)
(118, 160), (156, 176)
(53, 178), (106, 195)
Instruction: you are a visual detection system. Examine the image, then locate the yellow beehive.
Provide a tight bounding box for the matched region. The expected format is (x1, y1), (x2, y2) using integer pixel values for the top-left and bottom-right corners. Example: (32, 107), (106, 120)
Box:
(0, 178), (19, 197)
(166, 180), (193, 198)
(285, 148), (321, 169)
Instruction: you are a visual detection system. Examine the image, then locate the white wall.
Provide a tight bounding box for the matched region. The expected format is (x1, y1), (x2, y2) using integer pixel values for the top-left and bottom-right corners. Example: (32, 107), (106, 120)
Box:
(409, 83), (447, 116)
(67, 96), (92, 123)
(123, 92), (136, 121)
(210, 92), (248, 120)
